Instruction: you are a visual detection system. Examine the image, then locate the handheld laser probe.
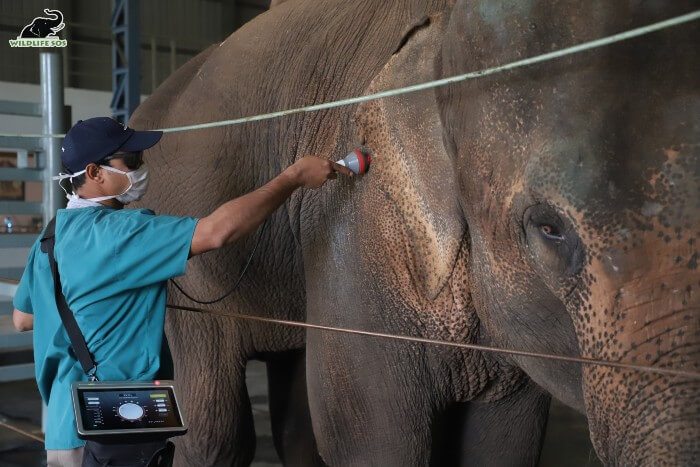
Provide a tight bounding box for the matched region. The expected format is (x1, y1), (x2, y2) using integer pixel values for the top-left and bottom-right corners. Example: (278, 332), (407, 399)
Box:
(336, 150), (371, 175)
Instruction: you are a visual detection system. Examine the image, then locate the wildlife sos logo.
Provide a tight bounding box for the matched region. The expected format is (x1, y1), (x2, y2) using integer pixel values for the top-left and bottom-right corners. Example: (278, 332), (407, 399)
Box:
(8, 9), (67, 48)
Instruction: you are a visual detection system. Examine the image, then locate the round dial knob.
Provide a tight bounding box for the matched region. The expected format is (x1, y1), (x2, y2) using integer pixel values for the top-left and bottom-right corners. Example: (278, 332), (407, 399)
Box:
(118, 402), (144, 421)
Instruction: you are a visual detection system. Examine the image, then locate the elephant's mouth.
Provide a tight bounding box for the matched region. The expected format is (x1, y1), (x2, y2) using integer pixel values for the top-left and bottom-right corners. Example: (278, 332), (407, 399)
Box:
(580, 286), (700, 465)
(589, 378), (700, 465)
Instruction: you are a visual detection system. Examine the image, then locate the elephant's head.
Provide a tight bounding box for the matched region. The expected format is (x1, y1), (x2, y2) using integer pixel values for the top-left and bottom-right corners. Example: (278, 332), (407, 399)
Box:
(434, 0), (698, 463)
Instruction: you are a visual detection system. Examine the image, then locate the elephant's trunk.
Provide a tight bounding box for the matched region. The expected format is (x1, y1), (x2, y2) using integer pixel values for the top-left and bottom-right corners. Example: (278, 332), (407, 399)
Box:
(43, 9), (63, 29)
(582, 236), (699, 465)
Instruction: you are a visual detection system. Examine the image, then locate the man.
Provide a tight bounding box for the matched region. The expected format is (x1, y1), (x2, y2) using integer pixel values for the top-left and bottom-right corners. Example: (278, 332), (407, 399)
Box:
(12, 117), (353, 466)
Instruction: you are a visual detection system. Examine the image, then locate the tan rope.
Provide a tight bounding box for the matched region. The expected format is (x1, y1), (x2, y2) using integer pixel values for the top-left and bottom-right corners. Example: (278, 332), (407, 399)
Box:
(168, 304), (700, 381)
(0, 418), (44, 444)
(2, 277), (697, 379)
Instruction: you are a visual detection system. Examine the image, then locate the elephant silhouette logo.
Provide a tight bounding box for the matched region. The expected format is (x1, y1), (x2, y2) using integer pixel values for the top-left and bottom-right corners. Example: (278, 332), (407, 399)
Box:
(20, 9), (65, 37)
(8, 9), (68, 47)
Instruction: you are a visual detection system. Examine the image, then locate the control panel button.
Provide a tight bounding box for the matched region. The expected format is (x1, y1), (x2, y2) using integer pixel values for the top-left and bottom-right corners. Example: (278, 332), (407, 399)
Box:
(118, 403), (145, 421)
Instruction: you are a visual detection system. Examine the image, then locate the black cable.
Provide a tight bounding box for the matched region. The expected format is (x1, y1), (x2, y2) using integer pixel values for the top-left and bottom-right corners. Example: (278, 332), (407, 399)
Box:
(169, 219), (268, 305)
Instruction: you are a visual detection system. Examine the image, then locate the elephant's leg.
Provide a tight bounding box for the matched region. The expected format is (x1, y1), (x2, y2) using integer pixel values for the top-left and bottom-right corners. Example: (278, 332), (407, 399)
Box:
(438, 377), (551, 467)
(266, 349), (326, 467)
(167, 312), (256, 467)
(307, 332), (438, 466)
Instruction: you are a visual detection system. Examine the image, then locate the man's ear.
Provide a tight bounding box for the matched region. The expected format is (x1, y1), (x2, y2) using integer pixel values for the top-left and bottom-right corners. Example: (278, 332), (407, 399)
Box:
(84, 163), (103, 183)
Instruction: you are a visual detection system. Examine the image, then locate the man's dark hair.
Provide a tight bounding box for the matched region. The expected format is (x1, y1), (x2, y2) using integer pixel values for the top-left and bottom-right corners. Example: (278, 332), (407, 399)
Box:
(65, 158), (111, 191)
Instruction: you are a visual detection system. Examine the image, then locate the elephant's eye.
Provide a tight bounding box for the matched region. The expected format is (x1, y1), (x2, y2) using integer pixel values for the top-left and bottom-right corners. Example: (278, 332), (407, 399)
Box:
(539, 224), (564, 241)
(523, 203), (584, 277)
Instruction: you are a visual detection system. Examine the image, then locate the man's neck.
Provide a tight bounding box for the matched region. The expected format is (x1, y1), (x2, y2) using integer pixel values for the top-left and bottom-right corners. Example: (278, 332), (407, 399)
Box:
(100, 199), (124, 210)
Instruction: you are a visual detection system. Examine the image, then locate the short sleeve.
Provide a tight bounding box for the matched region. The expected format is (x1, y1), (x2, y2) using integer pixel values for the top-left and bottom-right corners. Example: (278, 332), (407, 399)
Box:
(12, 241), (38, 315)
(109, 211), (198, 290)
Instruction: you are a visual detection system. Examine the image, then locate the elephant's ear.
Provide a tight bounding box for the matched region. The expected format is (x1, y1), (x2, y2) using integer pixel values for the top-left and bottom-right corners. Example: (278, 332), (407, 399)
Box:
(353, 13), (465, 300)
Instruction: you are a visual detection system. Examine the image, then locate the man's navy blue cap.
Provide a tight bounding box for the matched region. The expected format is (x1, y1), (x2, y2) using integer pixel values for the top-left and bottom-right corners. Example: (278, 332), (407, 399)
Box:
(60, 117), (163, 173)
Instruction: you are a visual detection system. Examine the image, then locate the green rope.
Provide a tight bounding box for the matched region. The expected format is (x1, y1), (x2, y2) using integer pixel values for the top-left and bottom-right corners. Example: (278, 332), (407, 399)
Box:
(2, 9), (698, 139)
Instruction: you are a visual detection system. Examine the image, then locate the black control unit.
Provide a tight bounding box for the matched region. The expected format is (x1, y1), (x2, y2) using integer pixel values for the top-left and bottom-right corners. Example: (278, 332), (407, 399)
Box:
(71, 380), (187, 441)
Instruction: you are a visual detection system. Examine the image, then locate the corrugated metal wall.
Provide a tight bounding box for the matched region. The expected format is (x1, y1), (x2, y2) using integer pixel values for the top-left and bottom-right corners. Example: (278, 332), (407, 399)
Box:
(0, 0), (270, 91)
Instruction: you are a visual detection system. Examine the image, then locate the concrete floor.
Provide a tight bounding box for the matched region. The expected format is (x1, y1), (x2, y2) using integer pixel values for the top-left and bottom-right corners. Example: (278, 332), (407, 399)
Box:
(0, 361), (601, 466)
(0, 379), (44, 467)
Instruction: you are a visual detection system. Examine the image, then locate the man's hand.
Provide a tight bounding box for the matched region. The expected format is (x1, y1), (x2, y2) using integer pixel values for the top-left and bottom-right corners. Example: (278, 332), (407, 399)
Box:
(284, 156), (354, 189)
(13, 308), (33, 332)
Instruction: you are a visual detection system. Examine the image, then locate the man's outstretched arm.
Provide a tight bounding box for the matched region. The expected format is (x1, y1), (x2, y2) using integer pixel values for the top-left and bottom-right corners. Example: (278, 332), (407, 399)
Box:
(190, 156), (352, 257)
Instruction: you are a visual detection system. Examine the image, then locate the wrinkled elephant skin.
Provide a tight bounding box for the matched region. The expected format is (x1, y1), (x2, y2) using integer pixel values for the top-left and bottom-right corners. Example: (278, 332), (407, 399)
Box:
(130, 1), (698, 465)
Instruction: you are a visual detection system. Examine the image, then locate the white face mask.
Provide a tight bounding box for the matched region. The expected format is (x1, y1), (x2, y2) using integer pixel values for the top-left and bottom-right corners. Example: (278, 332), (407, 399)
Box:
(53, 164), (149, 205)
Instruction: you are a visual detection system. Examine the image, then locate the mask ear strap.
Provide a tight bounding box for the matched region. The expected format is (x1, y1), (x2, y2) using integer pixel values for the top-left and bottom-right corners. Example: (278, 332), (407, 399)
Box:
(52, 166), (130, 203)
(99, 165), (127, 175)
(52, 170), (84, 181)
(99, 165), (133, 198)
(58, 178), (71, 199)
(52, 171), (83, 199)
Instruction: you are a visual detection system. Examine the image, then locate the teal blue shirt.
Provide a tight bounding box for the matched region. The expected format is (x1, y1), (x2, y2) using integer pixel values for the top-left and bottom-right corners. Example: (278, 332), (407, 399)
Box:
(13, 206), (198, 450)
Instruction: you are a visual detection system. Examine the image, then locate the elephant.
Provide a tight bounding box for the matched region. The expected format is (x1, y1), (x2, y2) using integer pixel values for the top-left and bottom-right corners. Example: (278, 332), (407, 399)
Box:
(19, 9), (64, 38)
(130, 0), (699, 465)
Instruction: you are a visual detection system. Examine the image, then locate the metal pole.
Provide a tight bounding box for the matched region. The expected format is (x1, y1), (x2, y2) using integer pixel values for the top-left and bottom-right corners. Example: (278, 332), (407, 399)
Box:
(40, 51), (66, 225)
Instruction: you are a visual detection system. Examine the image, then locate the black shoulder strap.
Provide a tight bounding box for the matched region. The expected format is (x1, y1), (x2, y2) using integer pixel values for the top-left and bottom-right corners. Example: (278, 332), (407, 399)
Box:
(40, 217), (98, 380)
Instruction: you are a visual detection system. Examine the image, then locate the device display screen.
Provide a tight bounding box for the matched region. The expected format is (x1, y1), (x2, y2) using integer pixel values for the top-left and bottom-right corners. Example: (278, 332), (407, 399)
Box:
(77, 387), (183, 431)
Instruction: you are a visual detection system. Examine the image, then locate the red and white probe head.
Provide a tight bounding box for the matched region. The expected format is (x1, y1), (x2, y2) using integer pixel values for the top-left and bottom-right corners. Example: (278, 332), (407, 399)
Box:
(336, 150), (371, 175)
